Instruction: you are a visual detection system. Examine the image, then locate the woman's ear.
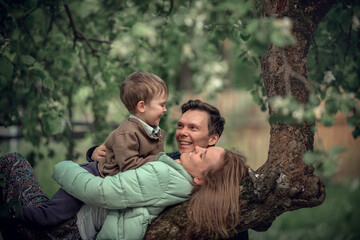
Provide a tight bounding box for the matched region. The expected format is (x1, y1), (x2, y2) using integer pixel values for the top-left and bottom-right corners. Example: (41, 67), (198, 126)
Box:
(194, 177), (204, 185)
(207, 134), (219, 146)
(136, 101), (146, 113)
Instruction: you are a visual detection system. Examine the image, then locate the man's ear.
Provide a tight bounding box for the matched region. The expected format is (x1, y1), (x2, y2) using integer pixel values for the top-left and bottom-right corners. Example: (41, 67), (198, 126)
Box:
(194, 177), (204, 185)
(136, 101), (146, 113)
(207, 134), (219, 146)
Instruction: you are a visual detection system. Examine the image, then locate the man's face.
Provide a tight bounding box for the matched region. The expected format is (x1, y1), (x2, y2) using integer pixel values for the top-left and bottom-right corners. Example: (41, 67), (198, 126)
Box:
(175, 110), (218, 154)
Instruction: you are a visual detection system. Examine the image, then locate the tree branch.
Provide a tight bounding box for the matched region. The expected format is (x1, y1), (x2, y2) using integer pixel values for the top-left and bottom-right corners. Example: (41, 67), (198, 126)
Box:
(343, 3), (354, 61)
(144, 164), (325, 239)
(64, 4), (108, 57)
(281, 49), (292, 95)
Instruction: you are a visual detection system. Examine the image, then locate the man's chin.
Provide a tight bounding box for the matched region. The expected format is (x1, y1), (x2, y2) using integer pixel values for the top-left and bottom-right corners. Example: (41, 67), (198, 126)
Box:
(178, 145), (194, 154)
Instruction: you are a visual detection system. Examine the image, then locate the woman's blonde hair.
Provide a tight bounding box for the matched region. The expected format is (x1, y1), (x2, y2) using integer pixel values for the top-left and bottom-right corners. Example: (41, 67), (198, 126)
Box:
(187, 149), (248, 239)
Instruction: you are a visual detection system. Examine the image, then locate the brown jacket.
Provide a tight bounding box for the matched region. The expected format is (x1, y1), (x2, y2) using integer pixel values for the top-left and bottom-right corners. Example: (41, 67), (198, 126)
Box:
(98, 118), (165, 177)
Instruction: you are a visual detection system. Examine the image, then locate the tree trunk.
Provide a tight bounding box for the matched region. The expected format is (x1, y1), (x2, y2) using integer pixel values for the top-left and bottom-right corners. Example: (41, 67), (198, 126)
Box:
(144, 1), (336, 239)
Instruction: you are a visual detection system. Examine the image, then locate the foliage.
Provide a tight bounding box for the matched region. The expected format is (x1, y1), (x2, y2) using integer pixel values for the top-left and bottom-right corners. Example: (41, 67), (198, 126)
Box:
(303, 145), (347, 180)
(308, 0), (360, 139)
(0, 0), (358, 167)
(250, 179), (360, 240)
(264, 0), (360, 139)
(0, 0), (293, 160)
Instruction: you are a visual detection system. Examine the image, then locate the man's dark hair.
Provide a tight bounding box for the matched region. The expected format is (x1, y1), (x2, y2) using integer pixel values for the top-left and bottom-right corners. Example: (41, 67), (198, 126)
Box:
(181, 99), (225, 137)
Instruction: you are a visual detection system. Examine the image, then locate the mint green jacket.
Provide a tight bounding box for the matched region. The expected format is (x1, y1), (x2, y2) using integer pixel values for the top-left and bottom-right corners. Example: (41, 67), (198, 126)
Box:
(52, 153), (193, 240)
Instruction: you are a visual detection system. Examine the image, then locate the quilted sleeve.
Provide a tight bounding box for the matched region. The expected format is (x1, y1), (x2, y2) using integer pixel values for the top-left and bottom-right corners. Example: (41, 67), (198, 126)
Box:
(52, 161), (171, 209)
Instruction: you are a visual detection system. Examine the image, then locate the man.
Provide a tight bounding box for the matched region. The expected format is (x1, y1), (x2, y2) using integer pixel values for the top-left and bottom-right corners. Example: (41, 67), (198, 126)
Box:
(89, 99), (250, 239)
(12, 99), (225, 229)
(89, 99), (224, 162)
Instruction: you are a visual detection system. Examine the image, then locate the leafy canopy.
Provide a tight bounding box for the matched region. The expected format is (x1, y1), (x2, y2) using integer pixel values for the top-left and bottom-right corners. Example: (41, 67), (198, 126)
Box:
(0, 0), (358, 163)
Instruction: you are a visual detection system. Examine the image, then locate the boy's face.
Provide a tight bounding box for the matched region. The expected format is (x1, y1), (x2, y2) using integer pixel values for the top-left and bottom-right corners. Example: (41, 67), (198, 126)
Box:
(142, 92), (167, 126)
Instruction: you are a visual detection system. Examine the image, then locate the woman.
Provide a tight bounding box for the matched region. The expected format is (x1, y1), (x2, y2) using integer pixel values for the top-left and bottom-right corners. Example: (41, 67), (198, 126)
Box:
(1, 146), (248, 239)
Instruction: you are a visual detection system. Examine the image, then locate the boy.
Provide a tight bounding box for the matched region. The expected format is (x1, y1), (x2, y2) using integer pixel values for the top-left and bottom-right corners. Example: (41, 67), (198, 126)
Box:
(17, 72), (168, 226)
(98, 71), (168, 175)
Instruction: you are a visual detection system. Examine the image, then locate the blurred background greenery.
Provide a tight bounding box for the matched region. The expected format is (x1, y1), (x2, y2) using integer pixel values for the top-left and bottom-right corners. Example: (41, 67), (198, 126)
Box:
(1, 0), (360, 239)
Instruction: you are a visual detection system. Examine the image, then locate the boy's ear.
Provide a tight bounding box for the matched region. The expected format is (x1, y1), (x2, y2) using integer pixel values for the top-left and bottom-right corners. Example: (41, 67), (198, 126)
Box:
(136, 101), (146, 113)
(194, 177), (204, 185)
(207, 134), (219, 146)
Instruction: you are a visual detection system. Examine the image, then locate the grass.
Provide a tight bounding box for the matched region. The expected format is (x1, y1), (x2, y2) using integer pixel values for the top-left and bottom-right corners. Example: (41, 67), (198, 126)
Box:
(249, 179), (360, 240)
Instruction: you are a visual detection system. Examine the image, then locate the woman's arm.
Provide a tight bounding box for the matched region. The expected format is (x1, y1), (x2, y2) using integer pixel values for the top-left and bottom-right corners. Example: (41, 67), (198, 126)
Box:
(52, 160), (189, 210)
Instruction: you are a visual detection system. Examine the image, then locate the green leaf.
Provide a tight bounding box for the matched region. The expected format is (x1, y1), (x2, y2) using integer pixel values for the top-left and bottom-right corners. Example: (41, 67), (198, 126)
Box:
(303, 110), (315, 122)
(249, 40), (268, 56)
(240, 33), (250, 41)
(269, 114), (294, 124)
(60, 58), (72, 70)
(24, 0), (38, 10)
(251, 89), (261, 104)
(309, 94), (321, 106)
(246, 20), (259, 33)
(260, 103), (267, 112)
(0, 75), (7, 91)
(323, 158), (337, 177)
(303, 151), (326, 165)
(329, 145), (346, 156)
(325, 98), (338, 115)
(102, 71), (111, 83)
(352, 125), (360, 139)
(42, 112), (63, 135)
(303, 151), (318, 165)
(0, 56), (14, 78)
(341, 101), (351, 115)
(321, 113), (335, 127)
(21, 55), (35, 65)
(29, 67), (46, 80)
(270, 31), (288, 47)
(43, 77), (54, 90)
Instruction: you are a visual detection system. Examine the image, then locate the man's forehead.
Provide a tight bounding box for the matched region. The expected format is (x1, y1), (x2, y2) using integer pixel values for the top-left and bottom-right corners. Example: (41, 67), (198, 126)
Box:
(180, 110), (209, 124)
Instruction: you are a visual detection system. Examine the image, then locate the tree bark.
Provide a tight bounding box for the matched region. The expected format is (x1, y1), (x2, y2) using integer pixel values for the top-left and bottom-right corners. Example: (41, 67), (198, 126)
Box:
(144, 1), (336, 239)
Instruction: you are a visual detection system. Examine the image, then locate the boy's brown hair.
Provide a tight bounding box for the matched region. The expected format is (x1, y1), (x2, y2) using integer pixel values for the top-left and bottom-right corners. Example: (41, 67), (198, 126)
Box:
(120, 72), (168, 114)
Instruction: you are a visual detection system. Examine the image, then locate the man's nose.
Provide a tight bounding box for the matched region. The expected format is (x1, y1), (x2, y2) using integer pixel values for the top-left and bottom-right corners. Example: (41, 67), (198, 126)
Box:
(179, 128), (188, 136)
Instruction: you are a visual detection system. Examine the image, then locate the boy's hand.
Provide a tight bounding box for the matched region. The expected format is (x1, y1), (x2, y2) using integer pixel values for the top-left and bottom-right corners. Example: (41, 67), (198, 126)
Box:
(92, 144), (106, 161)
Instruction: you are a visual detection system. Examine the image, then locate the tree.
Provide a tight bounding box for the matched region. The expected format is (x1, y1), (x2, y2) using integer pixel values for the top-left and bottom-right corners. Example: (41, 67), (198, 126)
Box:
(1, 0), (359, 239)
(143, 0), (336, 238)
